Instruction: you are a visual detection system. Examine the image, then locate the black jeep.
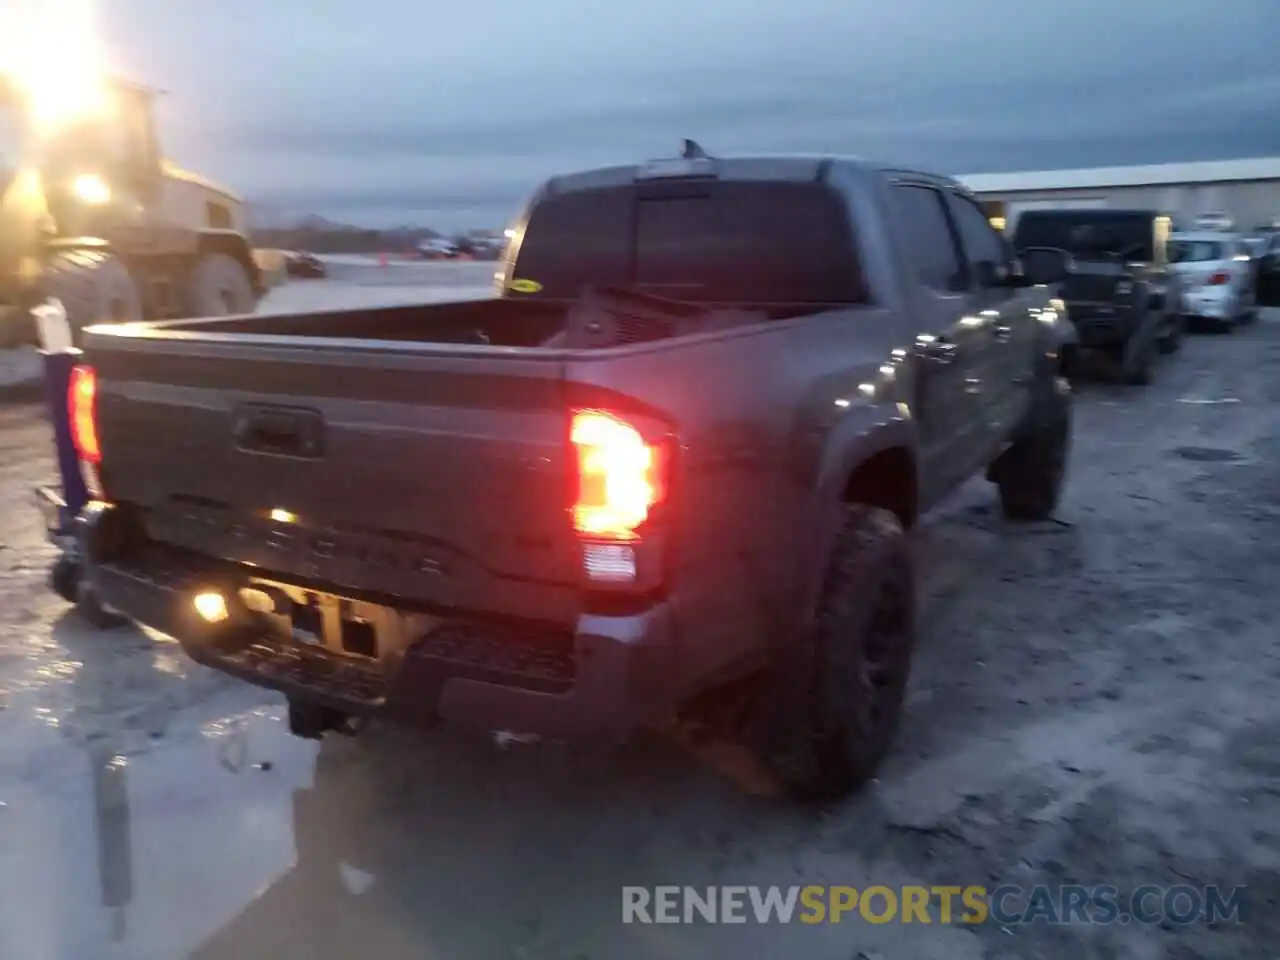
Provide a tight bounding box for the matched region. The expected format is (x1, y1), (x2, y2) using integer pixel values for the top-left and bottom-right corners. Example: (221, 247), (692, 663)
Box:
(1013, 209), (1184, 384)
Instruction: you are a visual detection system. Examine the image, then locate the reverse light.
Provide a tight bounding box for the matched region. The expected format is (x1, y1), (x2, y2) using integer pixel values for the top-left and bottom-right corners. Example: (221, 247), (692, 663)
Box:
(571, 410), (665, 541)
(582, 542), (639, 583)
(193, 591), (229, 624)
(68, 364), (101, 464)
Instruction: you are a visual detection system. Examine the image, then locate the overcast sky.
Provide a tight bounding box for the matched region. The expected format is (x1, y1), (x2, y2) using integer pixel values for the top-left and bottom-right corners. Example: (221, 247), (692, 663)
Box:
(96, 0), (1280, 229)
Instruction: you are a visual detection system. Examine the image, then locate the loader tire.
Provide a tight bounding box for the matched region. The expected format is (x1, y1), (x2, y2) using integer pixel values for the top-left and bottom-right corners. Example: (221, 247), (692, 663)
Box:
(44, 251), (144, 346)
(184, 253), (256, 317)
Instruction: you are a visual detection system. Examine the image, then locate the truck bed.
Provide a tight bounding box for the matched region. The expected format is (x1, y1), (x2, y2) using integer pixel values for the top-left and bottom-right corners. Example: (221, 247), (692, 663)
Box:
(174, 297), (570, 347)
(80, 290), (796, 629)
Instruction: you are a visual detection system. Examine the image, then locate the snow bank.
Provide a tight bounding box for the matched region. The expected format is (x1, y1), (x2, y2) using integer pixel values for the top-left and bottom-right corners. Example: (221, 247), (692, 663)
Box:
(259, 281), (492, 314)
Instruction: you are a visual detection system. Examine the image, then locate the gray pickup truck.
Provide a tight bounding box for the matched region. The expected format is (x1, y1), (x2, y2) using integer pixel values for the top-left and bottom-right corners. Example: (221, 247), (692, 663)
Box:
(76, 148), (1075, 799)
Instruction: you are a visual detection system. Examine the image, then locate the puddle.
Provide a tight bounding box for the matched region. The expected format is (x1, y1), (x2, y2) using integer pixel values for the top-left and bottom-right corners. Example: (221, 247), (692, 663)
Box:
(1171, 446), (1244, 463)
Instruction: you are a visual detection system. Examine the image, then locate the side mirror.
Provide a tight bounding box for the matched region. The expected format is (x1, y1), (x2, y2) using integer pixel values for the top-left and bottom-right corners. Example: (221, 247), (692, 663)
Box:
(1017, 246), (1072, 286)
(976, 260), (1023, 288)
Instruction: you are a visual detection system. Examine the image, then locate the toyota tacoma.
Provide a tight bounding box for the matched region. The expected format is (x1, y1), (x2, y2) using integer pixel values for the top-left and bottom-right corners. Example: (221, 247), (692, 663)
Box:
(75, 146), (1075, 799)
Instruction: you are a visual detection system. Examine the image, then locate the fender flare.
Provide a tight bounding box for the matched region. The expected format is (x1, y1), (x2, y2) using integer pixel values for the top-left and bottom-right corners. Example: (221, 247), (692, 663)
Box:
(196, 230), (264, 296)
(789, 415), (918, 639)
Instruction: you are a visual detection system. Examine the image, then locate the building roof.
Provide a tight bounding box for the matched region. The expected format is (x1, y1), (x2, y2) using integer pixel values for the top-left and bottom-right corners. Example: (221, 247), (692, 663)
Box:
(1169, 231), (1238, 242)
(958, 157), (1280, 194)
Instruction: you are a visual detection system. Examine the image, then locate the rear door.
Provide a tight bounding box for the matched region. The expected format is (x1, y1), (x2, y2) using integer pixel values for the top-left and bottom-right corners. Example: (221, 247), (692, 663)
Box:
(944, 188), (1033, 443)
(886, 180), (990, 504)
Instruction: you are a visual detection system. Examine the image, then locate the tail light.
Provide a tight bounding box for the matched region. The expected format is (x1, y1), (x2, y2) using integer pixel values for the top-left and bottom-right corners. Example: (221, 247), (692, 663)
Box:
(68, 364), (101, 464)
(571, 409), (669, 587)
(571, 410), (665, 539)
(1207, 271), (1230, 286)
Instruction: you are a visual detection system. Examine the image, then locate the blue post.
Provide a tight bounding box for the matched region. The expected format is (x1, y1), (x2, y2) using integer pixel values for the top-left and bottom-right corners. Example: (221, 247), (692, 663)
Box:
(43, 347), (90, 520)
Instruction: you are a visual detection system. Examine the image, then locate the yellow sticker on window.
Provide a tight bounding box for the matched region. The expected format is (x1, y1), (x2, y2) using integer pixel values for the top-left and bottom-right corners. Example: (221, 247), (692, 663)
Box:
(509, 278), (543, 294)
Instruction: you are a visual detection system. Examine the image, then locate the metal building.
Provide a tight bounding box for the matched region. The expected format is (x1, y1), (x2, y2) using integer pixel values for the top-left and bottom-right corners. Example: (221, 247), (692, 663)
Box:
(957, 157), (1280, 233)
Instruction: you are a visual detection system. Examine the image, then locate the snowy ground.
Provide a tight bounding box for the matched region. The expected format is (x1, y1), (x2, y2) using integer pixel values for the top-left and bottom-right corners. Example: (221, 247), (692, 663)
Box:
(258, 258), (498, 313)
(0, 307), (1278, 959)
(0, 260), (498, 391)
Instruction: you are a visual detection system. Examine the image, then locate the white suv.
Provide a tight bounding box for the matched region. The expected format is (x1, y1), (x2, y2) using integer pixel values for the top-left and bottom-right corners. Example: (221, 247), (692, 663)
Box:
(1169, 232), (1255, 331)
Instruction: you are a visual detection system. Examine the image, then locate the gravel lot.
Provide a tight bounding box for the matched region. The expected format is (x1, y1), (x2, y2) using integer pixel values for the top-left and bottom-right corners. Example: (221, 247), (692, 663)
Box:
(0, 292), (1276, 959)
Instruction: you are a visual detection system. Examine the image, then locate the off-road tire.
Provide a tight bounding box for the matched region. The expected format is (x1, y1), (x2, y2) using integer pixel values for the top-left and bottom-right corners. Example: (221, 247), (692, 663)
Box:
(1237, 286), (1258, 325)
(1120, 334), (1157, 384)
(1158, 312), (1184, 354)
(288, 699), (335, 740)
(750, 505), (915, 801)
(1209, 308), (1235, 334)
(287, 699), (360, 740)
(45, 250), (144, 345)
(995, 375), (1071, 521)
(183, 253), (256, 317)
(49, 555), (80, 604)
(75, 583), (131, 629)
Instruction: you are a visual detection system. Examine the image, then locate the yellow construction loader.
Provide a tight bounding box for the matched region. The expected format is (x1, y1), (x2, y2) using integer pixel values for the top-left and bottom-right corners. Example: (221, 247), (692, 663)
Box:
(0, 68), (263, 345)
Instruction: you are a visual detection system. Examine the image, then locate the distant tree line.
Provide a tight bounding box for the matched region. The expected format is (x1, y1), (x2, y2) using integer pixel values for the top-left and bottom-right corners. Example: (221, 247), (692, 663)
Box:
(250, 225), (443, 254)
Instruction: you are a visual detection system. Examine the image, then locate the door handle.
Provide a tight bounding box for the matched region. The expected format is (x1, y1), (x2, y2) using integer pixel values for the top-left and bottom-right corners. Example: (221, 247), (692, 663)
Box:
(992, 324), (1013, 343)
(914, 337), (959, 364)
(234, 404), (325, 458)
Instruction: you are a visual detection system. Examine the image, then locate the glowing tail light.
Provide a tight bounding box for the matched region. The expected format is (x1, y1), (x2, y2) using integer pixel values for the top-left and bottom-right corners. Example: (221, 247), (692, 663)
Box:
(68, 364), (101, 464)
(571, 410), (665, 541)
(1207, 271), (1230, 286)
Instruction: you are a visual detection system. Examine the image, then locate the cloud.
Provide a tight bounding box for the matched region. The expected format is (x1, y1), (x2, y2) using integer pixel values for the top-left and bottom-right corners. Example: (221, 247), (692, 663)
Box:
(101, 0), (1280, 227)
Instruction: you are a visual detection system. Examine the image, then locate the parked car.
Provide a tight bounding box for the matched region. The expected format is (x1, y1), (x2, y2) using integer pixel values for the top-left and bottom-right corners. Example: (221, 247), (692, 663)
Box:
(1012, 209), (1184, 384)
(416, 238), (460, 260)
(284, 251), (327, 279)
(1248, 230), (1280, 307)
(1169, 232), (1256, 330)
(74, 148), (1075, 800)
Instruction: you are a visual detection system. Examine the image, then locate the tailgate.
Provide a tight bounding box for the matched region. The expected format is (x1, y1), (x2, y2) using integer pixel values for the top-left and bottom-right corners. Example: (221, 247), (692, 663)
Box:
(87, 331), (580, 622)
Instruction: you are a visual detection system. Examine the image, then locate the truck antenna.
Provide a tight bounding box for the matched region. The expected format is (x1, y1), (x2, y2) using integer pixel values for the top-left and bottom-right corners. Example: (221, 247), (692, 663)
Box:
(681, 139), (709, 160)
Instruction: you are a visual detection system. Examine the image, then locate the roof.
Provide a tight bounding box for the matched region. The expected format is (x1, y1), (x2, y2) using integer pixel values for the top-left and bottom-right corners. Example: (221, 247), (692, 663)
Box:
(161, 159), (243, 205)
(545, 154), (964, 196)
(1015, 208), (1161, 220)
(548, 155), (835, 193)
(1171, 232), (1238, 242)
(958, 157), (1280, 194)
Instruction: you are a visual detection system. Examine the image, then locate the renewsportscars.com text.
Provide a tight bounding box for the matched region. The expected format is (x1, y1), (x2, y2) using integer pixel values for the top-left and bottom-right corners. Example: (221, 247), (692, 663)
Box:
(621, 884), (1247, 926)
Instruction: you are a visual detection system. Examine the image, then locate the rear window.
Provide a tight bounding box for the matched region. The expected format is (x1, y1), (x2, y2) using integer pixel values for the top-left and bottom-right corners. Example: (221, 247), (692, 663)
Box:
(510, 180), (865, 304)
(1014, 212), (1154, 261)
(1170, 240), (1225, 263)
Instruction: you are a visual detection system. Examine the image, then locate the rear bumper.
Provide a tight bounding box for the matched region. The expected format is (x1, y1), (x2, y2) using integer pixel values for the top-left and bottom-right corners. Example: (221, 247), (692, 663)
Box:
(82, 507), (679, 742)
(1182, 288), (1234, 320)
